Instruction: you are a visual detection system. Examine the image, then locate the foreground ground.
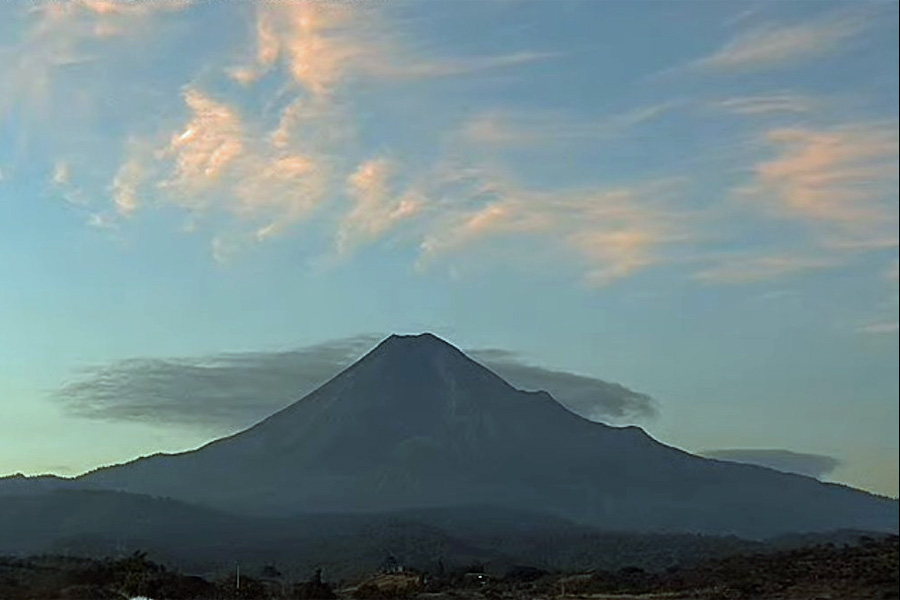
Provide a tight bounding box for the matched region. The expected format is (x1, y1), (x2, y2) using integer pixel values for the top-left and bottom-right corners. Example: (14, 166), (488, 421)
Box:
(0, 534), (896, 599)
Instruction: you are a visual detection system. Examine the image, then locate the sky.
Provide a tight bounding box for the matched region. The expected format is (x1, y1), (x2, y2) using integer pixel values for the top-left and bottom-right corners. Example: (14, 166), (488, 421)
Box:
(0, 0), (897, 497)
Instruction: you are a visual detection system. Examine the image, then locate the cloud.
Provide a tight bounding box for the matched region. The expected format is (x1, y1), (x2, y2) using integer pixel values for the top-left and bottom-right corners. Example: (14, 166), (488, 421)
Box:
(468, 349), (657, 422)
(712, 93), (814, 115)
(701, 448), (841, 479)
(49, 159), (93, 209)
(52, 160), (70, 186)
(110, 156), (144, 218)
(91, 0), (553, 259)
(418, 169), (693, 285)
(86, 212), (116, 230)
(163, 89), (245, 196)
(0, 1), (187, 120)
(568, 227), (675, 287)
(698, 120), (898, 297)
(693, 254), (839, 285)
(365, 50), (559, 80)
(692, 13), (864, 71)
(12, 0), (889, 310)
(858, 322), (899, 335)
(106, 86), (333, 245)
(53, 335), (656, 430)
(227, 1), (366, 96)
(738, 122), (898, 247)
(459, 102), (676, 147)
(229, 2), (556, 96)
(337, 158), (423, 254)
(858, 259), (900, 335)
(55, 335), (384, 431)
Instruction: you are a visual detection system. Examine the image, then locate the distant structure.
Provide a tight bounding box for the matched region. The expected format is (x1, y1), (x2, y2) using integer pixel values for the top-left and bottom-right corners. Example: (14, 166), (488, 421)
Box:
(380, 554), (404, 574)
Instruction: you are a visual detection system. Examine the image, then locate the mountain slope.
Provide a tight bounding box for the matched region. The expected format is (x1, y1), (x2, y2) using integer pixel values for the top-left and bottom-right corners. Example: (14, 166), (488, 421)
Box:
(17, 334), (899, 537)
(6, 489), (887, 581)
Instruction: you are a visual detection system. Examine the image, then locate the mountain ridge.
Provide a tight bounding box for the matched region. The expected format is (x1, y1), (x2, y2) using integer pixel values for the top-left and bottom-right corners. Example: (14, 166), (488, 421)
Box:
(2, 333), (897, 537)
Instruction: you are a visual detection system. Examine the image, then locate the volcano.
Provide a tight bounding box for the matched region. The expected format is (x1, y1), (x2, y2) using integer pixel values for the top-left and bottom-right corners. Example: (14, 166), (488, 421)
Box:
(12, 333), (898, 537)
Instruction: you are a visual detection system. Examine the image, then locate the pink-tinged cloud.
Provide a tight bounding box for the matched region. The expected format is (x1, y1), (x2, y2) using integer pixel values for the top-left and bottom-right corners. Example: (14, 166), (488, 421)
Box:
(567, 229), (660, 286)
(230, 2), (556, 96)
(107, 85), (335, 251)
(337, 159), (423, 254)
(33, 0), (189, 41)
(163, 89), (244, 198)
(227, 2), (365, 94)
(236, 153), (329, 240)
(693, 13), (864, 71)
(418, 171), (691, 285)
(740, 123), (898, 244)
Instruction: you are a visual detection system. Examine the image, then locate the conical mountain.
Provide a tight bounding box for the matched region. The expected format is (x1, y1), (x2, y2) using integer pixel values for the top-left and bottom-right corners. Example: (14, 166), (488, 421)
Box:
(54, 334), (899, 536)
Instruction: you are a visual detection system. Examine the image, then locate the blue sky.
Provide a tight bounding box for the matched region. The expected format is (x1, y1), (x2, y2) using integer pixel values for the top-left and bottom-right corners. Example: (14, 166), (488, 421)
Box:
(0, 0), (897, 497)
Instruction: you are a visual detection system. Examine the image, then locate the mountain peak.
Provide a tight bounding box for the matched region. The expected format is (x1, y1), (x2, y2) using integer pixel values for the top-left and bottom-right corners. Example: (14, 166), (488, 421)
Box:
(380, 332), (454, 349)
(366, 332), (469, 363)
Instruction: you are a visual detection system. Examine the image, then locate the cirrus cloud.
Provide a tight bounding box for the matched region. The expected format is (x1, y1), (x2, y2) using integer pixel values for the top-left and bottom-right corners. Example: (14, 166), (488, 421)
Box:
(416, 168), (695, 286)
(692, 12), (865, 71)
(737, 122), (898, 248)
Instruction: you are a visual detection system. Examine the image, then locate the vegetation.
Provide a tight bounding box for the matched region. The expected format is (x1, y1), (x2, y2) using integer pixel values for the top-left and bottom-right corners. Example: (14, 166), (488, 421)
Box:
(0, 551), (334, 599)
(0, 535), (895, 599)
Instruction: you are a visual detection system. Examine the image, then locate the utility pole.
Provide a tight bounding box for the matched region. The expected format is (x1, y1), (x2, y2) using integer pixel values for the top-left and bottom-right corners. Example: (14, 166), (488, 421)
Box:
(236, 562), (241, 593)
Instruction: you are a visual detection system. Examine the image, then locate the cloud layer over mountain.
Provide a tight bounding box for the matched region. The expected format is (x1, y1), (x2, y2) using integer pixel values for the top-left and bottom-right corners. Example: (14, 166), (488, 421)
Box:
(701, 448), (842, 479)
(54, 335), (657, 431)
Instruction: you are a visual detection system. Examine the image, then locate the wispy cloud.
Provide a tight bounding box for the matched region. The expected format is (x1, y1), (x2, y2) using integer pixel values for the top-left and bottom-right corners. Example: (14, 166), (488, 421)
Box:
(49, 159), (92, 209)
(163, 89), (245, 197)
(337, 158), (422, 254)
(52, 160), (70, 186)
(693, 254), (839, 285)
(459, 102), (676, 147)
(110, 86), (333, 245)
(365, 50), (559, 80)
(418, 169), (693, 285)
(227, 1), (367, 95)
(738, 122), (898, 246)
(712, 93), (814, 115)
(692, 12), (865, 71)
(110, 156), (144, 218)
(90, 0), (557, 259)
(703, 121), (897, 290)
(858, 259), (900, 335)
(228, 2), (556, 95)
(858, 321), (899, 335)
(8, 0), (893, 309)
(1, 1), (186, 119)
